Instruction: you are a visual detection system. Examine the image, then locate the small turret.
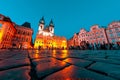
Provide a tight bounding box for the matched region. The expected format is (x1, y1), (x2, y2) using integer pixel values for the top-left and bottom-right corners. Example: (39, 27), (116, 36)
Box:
(49, 19), (54, 27)
(39, 16), (45, 24)
(49, 19), (54, 35)
(38, 16), (45, 32)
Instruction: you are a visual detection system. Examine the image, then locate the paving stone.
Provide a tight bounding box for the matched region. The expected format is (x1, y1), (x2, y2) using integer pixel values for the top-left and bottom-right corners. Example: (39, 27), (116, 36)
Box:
(32, 57), (55, 65)
(85, 57), (120, 65)
(44, 65), (116, 80)
(63, 58), (92, 68)
(0, 50), (29, 61)
(34, 57), (70, 78)
(0, 58), (30, 71)
(108, 56), (120, 60)
(11, 53), (29, 60)
(68, 50), (106, 59)
(0, 66), (31, 80)
(88, 62), (120, 79)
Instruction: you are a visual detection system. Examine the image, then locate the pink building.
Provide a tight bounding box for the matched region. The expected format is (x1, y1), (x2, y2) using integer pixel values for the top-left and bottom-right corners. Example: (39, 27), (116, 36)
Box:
(68, 25), (108, 48)
(78, 25), (108, 45)
(106, 21), (120, 44)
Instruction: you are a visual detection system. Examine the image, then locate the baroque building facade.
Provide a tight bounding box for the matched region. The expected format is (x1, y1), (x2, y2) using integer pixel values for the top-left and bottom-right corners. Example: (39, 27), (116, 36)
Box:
(78, 25), (108, 45)
(0, 14), (16, 49)
(68, 21), (120, 48)
(12, 22), (33, 49)
(34, 17), (67, 49)
(106, 21), (120, 44)
(0, 14), (33, 49)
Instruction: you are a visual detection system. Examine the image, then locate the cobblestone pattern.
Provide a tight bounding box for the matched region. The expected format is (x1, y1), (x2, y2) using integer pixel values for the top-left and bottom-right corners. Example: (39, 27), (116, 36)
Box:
(0, 50), (120, 80)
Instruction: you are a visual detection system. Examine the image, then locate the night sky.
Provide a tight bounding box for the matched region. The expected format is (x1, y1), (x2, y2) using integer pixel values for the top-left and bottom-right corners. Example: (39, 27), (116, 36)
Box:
(1, 0), (120, 41)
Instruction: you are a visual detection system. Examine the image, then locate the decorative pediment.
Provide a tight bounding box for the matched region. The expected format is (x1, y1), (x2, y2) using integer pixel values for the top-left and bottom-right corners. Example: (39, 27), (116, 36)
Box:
(80, 29), (87, 34)
(90, 25), (99, 31)
(108, 21), (120, 28)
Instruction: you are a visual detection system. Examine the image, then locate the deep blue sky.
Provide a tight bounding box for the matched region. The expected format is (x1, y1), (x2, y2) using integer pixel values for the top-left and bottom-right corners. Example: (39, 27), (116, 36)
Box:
(1, 0), (120, 41)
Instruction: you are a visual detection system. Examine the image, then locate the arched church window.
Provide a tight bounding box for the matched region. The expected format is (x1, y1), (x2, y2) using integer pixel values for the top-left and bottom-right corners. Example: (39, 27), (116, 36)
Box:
(51, 28), (52, 31)
(41, 26), (43, 29)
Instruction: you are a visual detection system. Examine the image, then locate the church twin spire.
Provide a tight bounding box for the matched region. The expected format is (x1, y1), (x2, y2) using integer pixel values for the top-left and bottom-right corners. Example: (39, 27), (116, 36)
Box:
(39, 16), (54, 27)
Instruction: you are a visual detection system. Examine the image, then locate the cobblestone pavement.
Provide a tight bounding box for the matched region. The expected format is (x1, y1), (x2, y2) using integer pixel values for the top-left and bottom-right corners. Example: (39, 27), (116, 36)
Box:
(0, 49), (120, 80)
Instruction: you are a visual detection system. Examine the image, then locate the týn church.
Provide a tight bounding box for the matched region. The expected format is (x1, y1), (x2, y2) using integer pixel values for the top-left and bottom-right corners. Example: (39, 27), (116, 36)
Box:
(34, 17), (67, 49)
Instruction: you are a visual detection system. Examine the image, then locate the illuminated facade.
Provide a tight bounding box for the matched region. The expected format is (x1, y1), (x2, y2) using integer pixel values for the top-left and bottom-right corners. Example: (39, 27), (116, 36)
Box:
(67, 33), (79, 48)
(106, 21), (120, 44)
(0, 14), (16, 49)
(12, 22), (33, 49)
(68, 25), (108, 48)
(67, 37), (74, 48)
(34, 17), (67, 49)
(0, 14), (33, 49)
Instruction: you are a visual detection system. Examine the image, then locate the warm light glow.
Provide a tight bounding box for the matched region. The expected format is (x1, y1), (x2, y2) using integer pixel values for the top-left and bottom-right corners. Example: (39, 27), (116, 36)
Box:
(0, 31), (3, 40)
(62, 40), (66, 42)
(35, 50), (39, 54)
(0, 23), (3, 41)
(52, 50), (56, 54)
(61, 50), (68, 58)
(33, 50), (40, 59)
(34, 53), (39, 59)
(52, 50), (57, 57)
(62, 49), (68, 53)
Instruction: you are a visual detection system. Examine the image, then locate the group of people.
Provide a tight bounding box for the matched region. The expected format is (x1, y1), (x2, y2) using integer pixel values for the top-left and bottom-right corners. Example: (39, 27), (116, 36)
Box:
(69, 41), (120, 50)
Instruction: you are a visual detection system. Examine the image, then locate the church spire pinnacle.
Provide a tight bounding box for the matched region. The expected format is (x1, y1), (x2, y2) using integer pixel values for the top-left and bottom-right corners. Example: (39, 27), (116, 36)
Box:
(49, 19), (54, 27)
(39, 16), (45, 24)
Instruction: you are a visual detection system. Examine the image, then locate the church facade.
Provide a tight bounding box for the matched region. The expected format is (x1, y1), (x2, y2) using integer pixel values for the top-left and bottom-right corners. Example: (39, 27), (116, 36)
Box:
(34, 17), (67, 49)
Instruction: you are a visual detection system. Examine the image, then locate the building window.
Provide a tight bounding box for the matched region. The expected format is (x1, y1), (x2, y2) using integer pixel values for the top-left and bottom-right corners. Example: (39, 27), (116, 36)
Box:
(109, 30), (112, 33)
(26, 38), (28, 42)
(98, 36), (100, 38)
(23, 32), (25, 35)
(112, 39), (116, 43)
(110, 34), (114, 37)
(115, 28), (119, 31)
(101, 35), (104, 38)
(117, 32), (120, 37)
(18, 31), (20, 34)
